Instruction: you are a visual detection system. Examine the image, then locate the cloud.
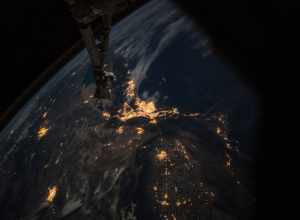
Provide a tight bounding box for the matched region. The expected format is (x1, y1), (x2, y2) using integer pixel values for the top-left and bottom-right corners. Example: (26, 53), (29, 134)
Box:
(111, 0), (196, 92)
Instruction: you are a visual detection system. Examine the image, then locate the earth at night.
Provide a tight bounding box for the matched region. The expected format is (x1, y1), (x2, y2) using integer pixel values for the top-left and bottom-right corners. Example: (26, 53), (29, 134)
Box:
(0, 0), (259, 219)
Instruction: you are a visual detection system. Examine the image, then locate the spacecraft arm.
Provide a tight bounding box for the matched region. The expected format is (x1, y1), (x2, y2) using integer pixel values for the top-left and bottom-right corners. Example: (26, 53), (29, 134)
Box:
(64, 0), (113, 99)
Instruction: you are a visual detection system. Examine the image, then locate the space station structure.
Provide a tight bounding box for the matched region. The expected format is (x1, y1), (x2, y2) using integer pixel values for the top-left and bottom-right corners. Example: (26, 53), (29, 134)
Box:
(65, 0), (138, 99)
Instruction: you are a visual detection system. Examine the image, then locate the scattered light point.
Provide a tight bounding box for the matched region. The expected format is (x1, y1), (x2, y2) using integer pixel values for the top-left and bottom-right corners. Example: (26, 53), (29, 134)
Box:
(46, 186), (57, 203)
(156, 150), (167, 161)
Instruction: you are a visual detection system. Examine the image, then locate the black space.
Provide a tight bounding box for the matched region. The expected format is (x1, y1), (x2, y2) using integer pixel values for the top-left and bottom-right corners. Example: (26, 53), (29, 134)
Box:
(1, 0), (297, 217)
(1, 1), (80, 117)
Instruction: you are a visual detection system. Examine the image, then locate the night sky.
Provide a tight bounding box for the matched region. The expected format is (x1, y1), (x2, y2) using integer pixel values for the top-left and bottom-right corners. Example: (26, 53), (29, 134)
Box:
(1, 1), (79, 116)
